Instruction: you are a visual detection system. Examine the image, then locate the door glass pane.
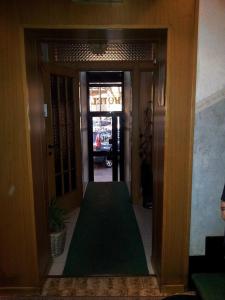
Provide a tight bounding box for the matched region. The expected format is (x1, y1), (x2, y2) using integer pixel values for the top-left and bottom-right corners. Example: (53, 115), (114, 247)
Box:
(51, 75), (61, 174)
(67, 78), (76, 172)
(89, 86), (122, 112)
(71, 170), (76, 189)
(92, 116), (113, 182)
(50, 74), (77, 197)
(55, 175), (62, 197)
(92, 116), (112, 151)
(59, 77), (68, 172)
(64, 172), (69, 193)
(140, 71), (154, 207)
(117, 116), (120, 181)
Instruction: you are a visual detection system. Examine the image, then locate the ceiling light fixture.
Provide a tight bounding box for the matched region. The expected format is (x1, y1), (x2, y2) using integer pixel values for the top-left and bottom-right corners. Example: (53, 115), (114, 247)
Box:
(88, 42), (108, 55)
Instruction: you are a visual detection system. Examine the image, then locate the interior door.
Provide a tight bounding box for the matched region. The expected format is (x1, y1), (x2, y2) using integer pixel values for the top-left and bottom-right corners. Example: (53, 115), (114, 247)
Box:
(43, 65), (82, 211)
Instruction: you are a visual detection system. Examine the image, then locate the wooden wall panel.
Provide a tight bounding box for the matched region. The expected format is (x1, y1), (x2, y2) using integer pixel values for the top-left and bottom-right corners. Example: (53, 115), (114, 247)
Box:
(161, 4), (199, 289)
(0, 2), (39, 288)
(152, 105), (165, 281)
(0, 0), (198, 292)
(25, 37), (50, 282)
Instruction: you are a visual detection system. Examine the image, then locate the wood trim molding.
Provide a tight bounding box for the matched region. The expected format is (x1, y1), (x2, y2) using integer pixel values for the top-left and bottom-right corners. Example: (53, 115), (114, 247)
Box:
(0, 287), (41, 295)
(160, 284), (185, 294)
(196, 88), (225, 113)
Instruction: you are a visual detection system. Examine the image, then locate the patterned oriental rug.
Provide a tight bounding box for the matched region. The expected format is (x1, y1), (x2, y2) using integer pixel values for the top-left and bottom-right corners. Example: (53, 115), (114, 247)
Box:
(0, 296), (196, 300)
(42, 276), (167, 297)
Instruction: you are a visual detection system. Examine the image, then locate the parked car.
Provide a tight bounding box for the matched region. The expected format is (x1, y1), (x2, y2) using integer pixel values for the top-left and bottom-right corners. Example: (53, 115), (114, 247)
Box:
(93, 131), (113, 168)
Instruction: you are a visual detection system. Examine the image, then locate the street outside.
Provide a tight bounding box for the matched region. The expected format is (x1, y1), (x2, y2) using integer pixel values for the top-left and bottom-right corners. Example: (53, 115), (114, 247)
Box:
(94, 164), (112, 182)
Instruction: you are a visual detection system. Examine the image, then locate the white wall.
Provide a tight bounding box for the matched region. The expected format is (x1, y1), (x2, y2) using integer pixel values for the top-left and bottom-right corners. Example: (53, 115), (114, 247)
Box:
(190, 0), (225, 255)
(196, 0), (225, 103)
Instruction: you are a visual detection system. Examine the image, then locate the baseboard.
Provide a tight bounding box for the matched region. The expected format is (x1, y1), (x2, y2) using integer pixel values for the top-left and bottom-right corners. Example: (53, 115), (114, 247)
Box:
(83, 181), (88, 196)
(0, 286), (41, 296)
(160, 283), (185, 294)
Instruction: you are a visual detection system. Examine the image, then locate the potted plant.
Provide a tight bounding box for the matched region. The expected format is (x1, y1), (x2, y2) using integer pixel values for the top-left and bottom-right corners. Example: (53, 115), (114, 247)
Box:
(48, 197), (67, 257)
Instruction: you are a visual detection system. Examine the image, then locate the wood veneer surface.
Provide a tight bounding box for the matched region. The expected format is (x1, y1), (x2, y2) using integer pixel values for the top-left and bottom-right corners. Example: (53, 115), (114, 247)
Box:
(0, 0), (198, 292)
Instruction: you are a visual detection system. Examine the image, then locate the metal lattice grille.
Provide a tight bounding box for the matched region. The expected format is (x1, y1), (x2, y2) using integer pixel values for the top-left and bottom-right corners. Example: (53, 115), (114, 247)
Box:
(49, 41), (156, 62)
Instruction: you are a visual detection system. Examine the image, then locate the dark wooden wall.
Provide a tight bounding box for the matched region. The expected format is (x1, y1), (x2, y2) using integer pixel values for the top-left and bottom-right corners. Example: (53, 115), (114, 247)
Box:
(0, 2), (39, 290)
(25, 37), (51, 283)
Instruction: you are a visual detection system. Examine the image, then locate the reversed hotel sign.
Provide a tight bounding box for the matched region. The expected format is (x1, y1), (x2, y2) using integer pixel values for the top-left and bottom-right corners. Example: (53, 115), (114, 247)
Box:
(89, 86), (122, 112)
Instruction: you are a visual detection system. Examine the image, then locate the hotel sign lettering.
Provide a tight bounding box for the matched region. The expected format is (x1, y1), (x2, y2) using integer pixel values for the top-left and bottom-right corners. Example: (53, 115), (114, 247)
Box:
(91, 97), (121, 106)
(89, 86), (122, 112)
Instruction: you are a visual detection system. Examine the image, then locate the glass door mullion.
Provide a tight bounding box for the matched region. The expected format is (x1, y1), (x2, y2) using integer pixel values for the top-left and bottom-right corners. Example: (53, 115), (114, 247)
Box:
(88, 115), (94, 181)
(112, 114), (118, 181)
(65, 77), (72, 192)
(119, 115), (124, 181)
(56, 76), (65, 195)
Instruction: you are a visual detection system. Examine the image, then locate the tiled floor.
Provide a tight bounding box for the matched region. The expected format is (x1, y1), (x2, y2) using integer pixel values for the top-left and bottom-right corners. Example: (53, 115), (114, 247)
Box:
(133, 204), (153, 274)
(48, 208), (80, 275)
(93, 164), (121, 182)
(48, 203), (153, 275)
(94, 164), (112, 181)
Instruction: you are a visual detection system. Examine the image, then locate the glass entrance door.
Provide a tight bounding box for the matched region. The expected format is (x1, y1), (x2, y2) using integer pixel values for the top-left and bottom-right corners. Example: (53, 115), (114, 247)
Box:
(87, 71), (124, 182)
(92, 115), (113, 181)
(89, 113), (123, 182)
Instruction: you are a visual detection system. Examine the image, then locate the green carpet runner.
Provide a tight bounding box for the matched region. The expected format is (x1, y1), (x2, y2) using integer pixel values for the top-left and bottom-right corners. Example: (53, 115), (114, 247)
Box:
(63, 182), (149, 276)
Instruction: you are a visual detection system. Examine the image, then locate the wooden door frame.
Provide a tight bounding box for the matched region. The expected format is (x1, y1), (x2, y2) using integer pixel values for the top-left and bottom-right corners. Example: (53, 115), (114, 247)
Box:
(25, 29), (165, 285)
(86, 73), (125, 183)
(24, 28), (196, 293)
(44, 61), (158, 204)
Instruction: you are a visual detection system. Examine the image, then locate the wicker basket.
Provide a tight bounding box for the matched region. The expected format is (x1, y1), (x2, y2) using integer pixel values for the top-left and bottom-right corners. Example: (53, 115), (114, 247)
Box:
(50, 228), (66, 257)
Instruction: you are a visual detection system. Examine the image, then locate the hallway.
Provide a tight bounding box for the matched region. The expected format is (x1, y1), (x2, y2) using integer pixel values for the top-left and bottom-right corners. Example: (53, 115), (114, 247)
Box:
(49, 182), (153, 276)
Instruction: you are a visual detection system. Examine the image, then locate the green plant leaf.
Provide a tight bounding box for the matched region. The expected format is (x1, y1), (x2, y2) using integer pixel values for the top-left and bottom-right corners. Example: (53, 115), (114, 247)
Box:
(48, 197), (67, 233)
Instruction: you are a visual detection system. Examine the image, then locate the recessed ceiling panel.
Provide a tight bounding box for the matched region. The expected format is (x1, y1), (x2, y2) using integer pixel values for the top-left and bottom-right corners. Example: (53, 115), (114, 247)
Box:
(47, 41), (155, 62)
